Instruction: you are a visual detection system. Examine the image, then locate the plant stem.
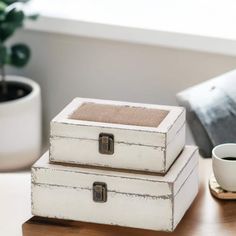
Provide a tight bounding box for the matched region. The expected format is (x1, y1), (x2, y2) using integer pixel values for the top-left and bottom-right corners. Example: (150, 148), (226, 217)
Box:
(0, 65), (7, 96)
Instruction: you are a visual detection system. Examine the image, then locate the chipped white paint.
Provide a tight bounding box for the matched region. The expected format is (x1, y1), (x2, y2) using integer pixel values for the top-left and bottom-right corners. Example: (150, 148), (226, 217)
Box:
(32, 146), (199, 232)
(50, 98), (186, 173)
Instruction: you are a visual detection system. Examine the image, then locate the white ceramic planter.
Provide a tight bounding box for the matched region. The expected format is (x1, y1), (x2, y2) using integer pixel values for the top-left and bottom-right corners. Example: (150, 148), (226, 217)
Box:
(0, 75), (41, 171)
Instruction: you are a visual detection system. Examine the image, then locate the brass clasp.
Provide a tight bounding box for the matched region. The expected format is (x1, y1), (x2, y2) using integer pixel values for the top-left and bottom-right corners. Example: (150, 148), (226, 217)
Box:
(99, 133), (114, 154)
(93, 182), (107, 202)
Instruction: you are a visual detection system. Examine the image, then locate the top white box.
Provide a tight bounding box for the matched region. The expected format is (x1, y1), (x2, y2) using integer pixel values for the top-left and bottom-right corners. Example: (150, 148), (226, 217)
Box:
(50, 98), (185, 174)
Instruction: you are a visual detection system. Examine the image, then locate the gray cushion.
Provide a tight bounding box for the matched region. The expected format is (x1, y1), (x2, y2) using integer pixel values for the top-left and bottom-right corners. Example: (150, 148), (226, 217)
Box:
(177, 70), (236, 157)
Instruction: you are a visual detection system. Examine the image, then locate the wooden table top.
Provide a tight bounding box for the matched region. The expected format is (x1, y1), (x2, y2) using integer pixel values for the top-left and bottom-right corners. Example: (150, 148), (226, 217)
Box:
(22, 158), (236, 236)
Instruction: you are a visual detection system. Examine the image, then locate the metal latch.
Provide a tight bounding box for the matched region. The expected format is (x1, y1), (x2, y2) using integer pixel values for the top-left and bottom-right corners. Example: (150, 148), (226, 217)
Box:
(93, 182), (107, 203)
(99, 133), (114, 154)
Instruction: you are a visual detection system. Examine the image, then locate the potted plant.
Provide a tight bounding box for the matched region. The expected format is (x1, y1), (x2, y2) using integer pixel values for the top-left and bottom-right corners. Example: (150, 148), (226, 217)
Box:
(0, 0), (40, 171)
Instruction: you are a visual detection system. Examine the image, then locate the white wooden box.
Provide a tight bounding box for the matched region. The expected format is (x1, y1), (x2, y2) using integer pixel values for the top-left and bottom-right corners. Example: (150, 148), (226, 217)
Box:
(50, 98), (185, 174)
(32, 146), (199, 232)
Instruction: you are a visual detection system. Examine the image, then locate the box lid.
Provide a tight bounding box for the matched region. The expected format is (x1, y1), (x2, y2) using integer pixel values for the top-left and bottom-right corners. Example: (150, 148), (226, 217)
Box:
(32, 146), (198, 198)
(51, 98), (185, 147)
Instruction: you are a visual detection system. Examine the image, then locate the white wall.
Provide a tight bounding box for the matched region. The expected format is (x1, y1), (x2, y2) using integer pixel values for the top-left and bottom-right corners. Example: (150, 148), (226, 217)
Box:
(9, 30), (236, 144)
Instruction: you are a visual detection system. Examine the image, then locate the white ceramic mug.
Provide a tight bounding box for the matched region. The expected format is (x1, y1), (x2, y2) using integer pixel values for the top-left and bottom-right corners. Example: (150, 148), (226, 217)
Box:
(212, 143), (236, 192)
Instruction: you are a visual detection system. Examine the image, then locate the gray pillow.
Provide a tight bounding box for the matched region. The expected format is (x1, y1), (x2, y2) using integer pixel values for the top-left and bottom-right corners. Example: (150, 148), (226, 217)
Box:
(177, 70), (236, 157)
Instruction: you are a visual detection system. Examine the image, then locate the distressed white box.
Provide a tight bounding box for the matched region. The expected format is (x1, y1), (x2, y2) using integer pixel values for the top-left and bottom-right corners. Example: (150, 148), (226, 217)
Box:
(32, 146), (198, 232)
(50, 98), (185, 174)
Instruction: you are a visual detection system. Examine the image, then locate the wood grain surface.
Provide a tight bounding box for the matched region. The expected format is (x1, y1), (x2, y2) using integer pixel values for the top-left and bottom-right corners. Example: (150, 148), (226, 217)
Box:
(22, 158), (236, 236)
(209, 174), (236, 200)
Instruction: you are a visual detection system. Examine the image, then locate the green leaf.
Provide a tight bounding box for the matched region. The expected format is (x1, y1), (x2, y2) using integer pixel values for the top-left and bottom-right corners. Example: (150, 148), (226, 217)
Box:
(0, 22), (18, 42)
(10, 43), (30, 67)
(0, 13), (5, 21)
(0, 44), (7, 65)
(6, 8), (25, 25)
(0, 2), (7, 11)
(0, 2), (7, 20)
(0, 23), (15, 41)
(0, 12), (6, 21)
(27, 13), (39, 20)
(1, 0), (29, 6)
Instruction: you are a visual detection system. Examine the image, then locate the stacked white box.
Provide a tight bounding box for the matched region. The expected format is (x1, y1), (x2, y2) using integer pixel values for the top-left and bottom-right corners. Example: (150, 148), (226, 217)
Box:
(31, 98), (199, 232)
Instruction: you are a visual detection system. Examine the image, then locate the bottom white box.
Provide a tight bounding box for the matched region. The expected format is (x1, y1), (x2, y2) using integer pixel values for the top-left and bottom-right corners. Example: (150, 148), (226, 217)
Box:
(31, 146), (199, 232)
